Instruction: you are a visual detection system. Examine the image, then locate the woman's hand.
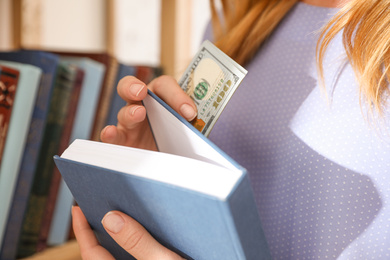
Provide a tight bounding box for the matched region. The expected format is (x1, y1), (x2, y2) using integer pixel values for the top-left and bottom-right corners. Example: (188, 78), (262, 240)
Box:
(75, 75), (196, 259)
(72, 206), (183, 260)
(100, 75), (197, 150)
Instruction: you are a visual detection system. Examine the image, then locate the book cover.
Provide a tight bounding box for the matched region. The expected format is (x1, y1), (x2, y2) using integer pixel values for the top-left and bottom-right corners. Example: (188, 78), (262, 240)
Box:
(0, 65), (19, 162)
(0, 61), (42, 251)
(52, 52), (119, 141)
(90, 55), (118, 141)
(47, 56), (105, 246)
(37, 66), (84, 252)
(0, 50), (58, 260)
(58, 56), (106, 142)
(54, 91), (271, 260)
(135, 65), (163, 85)
(16, 62), (79, 258)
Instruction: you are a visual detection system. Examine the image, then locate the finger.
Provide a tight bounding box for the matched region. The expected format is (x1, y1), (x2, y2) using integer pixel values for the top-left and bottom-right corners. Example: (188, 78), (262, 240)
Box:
(117, 104), (147, 130)
(100, 125), (118, 144)
(117, 76), (148, 103)
(100, 105), (146, 145)
(102, 211), (183, 260)
(72, 206), (115, 260)
(148, 75), (197, 121)
(100, 105), (152, 146)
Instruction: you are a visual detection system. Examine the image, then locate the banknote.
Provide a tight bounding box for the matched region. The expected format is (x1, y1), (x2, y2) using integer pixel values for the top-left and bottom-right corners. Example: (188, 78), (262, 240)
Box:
(178, 40), (247, 137)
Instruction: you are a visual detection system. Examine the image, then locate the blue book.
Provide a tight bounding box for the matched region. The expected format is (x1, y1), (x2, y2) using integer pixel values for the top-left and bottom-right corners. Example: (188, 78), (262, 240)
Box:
(16, 61), (80, 258)
(0, 50), (58, 260)
(47, 56), (105, 246)
(0, 61), (42, 250)
(105, 63), (135, 126)
(54, 91), (271, 260)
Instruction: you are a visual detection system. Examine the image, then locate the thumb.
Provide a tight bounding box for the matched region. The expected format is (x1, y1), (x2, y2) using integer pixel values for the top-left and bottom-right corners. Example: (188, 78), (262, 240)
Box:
(101, 211), (183, 260)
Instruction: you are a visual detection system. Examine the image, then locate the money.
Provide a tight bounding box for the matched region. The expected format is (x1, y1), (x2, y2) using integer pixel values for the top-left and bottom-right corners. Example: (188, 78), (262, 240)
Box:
(178, 40), (247, 137)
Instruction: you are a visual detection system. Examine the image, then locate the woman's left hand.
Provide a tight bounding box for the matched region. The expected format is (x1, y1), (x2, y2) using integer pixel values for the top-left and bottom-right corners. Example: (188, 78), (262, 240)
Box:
(72, 206), (184, 260)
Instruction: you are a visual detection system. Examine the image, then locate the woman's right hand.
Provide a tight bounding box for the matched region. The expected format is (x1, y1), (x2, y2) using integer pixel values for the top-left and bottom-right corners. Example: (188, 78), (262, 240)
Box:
(100, 75), (197, 150)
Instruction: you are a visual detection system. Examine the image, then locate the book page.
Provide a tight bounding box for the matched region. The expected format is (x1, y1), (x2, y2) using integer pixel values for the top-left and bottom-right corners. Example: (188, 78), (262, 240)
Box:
(60, 139), (242, 199)
(143, 92), (240, 171)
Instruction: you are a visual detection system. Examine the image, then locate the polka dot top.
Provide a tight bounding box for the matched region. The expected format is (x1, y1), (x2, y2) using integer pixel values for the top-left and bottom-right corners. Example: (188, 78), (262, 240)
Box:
(207, 3), (390, 259)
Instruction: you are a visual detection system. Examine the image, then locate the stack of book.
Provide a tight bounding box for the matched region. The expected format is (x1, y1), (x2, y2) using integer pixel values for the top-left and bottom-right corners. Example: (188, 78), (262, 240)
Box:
(0, 49), (162, 260)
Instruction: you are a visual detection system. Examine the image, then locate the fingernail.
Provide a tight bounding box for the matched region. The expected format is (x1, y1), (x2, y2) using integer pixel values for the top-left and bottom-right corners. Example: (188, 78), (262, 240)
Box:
(101, 125), (110, 135)
(129, 106), (141, 116)
(180, 104), (197, 121)
(130, 84), (145, 97)
(102, 212), (124, 234)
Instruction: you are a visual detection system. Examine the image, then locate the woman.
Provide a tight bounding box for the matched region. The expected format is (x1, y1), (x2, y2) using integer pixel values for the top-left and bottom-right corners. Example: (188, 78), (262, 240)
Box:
(72, 0), (390, 259)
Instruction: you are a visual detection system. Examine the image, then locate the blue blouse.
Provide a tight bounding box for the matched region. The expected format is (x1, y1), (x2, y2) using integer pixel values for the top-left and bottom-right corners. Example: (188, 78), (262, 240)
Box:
(207, 3), (390, 259)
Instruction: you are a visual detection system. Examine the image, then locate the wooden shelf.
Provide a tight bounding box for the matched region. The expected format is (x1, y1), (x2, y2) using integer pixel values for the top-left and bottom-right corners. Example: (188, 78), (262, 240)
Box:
(20, 240), (81, 260)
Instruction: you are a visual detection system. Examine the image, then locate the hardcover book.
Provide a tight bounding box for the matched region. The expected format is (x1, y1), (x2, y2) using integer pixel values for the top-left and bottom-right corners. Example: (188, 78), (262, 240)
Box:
(16, 62), (80, 258)
(54, 91), (271, 260)
(47, 56), (105, 246)
(52, 52), (118, 141)
(0, 61), (42, 250)
(0, 50), (59, 260)
(37, 66), (84, 252)
(0, 65), (19, 162)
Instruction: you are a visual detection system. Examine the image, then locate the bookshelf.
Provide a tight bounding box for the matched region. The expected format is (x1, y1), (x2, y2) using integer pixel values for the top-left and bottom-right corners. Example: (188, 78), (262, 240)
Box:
(20, 240), (81, 260)
(0, 0), (211, 259)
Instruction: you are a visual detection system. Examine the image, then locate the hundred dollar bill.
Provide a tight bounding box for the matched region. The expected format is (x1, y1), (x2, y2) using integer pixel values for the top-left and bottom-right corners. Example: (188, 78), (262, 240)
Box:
(178, 40), (247, 137)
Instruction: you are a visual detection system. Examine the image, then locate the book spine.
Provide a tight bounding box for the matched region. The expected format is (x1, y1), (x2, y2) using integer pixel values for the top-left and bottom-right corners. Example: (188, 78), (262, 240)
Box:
(90, 56), (118, 141)
(48, 57), (105, 247)
(135, 65), (163, 85)
(0, 52), (58, 260)
(36, 67), (84, 252)
(51, 52), (117, 142)
(227, 174), (271, 260)
(16, 64), (76, 258)
(0, 66), (19, 162)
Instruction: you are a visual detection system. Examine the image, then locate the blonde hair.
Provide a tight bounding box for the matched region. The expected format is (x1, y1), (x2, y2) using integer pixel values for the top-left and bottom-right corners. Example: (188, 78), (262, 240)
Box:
(210, 0), (390, 115)
(210, 0), (299, 65)
(317, 0), (390, 116)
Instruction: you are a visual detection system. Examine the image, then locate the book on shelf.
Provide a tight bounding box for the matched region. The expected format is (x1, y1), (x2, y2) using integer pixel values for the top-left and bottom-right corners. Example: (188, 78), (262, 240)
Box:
(16, 62), (82, 258)
(36, 66), (84, 252)
(58, 56), (106, 143)
(135, 65), (163, 85)
(0, 50), (59, 260)
(0, 65), (19, 162)
(54, 90), (271, 260)
(47, 56), (105, 246)
(0, 60), (42, 251)
(90, 55), (118, 141)
(52, 52), (119, 141)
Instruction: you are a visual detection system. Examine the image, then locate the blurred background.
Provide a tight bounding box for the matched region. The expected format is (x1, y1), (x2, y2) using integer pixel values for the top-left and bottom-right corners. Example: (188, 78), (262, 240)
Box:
(0, 0), (213, 78)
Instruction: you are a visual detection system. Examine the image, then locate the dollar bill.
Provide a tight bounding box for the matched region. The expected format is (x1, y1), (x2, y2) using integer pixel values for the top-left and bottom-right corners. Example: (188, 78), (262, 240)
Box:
(178, 40), (247, 137)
